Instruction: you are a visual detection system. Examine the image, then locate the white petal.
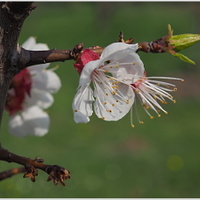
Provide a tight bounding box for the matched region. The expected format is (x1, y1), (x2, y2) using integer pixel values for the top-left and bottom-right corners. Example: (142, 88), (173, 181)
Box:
(9, 115), (27, 137)
(32, 43), (49, 51)
(73, 111), (90, 123)
(78, 59), (102, 86)
(101, 42), (139, 60)
(22, 37), (36, 49)
(72, 84), (94, 123)
(22, 37), (49, 50)
(93, 75), (135, 121)
(9, 106), (50, 137)
(31, 70), (61, 93)
(28, 63), (50, 75)
(25, 88), (54, 109)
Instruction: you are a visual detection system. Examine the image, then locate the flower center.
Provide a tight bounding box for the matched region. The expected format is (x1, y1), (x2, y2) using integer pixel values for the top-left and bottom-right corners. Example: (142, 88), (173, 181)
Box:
(5, 69), (32, 115)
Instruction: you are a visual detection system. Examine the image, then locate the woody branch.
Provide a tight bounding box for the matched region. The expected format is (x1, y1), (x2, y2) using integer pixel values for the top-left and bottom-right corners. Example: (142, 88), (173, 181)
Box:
(0, 145), (70, 185)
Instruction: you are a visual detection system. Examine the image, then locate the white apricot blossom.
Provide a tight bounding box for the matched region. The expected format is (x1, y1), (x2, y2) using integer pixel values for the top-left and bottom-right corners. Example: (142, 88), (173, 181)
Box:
(5, 37), (61, 137)
(72, 42), (183, 126)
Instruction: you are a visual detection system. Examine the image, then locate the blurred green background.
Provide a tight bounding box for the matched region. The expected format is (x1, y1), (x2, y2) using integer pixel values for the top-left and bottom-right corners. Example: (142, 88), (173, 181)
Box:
(1, 2), (200, 198)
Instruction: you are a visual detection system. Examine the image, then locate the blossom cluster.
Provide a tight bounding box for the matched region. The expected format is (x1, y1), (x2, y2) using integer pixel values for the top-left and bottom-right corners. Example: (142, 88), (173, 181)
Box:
(6, 38), (183, 137)
(5, 37), (61, 137)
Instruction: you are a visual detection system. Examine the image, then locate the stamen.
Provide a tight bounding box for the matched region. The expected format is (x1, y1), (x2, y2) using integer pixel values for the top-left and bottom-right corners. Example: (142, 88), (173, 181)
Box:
(112, 91), (116, 95)
(147, 76), (184, 81)
(49, 65), (60, 71)
(126, 99), (130, 104)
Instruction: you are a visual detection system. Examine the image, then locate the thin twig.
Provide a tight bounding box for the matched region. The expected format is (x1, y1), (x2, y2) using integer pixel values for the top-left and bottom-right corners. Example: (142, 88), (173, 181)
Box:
(0, 146), (70, 185)
(0, 167), (26, 181)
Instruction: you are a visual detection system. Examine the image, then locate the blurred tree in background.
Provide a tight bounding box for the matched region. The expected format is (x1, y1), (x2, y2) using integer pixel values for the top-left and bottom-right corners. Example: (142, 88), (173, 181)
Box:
(0, 2), (200, 197)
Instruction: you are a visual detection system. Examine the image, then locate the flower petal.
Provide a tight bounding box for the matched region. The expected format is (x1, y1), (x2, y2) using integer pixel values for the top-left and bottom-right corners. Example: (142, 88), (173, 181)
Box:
(93, 74), (135, 121)
(101, 42), (139, 60)
(78, 59), (102, 86)
(22, 37), (49, 50)
(9, 114), (27, 137)
(25, 88), (54, 109)
(28, 63), (50, 74)
(72, 84), (94, 123)
(31, 70), (61, 93)
(9, 106), (50, 137)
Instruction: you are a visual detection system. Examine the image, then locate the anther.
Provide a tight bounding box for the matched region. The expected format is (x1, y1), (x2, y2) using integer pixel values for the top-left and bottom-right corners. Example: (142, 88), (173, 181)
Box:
(112, 91), (116, 95)
(135, 89), (140, 93)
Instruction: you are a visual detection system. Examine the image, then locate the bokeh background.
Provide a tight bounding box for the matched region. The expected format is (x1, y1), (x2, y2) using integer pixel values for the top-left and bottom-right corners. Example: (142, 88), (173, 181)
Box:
(1, 2), (200, 197)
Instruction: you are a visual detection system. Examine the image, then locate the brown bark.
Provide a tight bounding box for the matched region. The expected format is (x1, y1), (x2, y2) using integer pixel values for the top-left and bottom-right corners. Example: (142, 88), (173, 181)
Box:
(0, 145), (70, 185)
(0, 2), (35, 124)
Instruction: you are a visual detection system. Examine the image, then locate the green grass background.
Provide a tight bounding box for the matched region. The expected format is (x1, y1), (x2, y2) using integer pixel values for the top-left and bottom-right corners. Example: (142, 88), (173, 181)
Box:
(1, 2), (200, 197)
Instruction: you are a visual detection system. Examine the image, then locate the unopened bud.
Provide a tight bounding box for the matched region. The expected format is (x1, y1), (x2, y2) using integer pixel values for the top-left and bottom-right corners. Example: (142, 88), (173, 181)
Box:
(168, 24), (200, 51)
(166, 24), (200, 64)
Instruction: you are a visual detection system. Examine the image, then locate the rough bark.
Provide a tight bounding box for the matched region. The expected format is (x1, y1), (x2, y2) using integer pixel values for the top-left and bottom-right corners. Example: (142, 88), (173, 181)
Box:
(0, 2), (36, 124)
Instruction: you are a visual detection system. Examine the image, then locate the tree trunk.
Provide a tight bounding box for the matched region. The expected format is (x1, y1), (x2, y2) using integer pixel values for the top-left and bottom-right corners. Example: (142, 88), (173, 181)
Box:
(0, 2), (35, 125)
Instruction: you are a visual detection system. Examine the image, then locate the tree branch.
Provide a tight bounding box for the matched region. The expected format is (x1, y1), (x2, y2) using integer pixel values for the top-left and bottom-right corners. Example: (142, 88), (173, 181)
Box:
(0, 167), (26, 181)
(0, 145), (70, 185)
(20, 43), (84, 68)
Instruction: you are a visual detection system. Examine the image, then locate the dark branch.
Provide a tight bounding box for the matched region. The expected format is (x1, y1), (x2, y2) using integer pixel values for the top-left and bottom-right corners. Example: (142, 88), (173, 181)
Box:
(0, 167), (26, 181)
(21, 43), (84, 68)
(0, 145), (70, 185)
